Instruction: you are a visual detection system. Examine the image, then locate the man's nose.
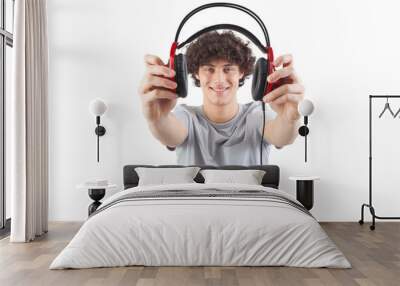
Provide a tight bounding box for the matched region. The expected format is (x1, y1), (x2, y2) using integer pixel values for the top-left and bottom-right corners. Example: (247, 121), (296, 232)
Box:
(212, 70), (227, 85)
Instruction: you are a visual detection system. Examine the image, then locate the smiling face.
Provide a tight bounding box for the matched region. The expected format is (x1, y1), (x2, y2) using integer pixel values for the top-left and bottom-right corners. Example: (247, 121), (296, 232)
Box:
(195, 59), (244, 106)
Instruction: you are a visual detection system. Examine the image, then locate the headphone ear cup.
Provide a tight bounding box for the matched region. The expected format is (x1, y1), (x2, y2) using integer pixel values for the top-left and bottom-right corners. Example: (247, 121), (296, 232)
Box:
(251, 58), (269, 101)
(174, 54), (188, 98)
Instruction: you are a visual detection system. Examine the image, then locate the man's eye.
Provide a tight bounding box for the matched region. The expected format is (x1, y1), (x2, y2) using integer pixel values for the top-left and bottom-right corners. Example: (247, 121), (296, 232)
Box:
(224, 67), (235, 73)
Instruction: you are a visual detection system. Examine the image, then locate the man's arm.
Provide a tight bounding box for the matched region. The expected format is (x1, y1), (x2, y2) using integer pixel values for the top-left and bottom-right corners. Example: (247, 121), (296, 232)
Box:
(138, 54), (188, 148)
(264, 115), (301, 148)
(147, 113), (188, 147)
(262, 54), (304, 148)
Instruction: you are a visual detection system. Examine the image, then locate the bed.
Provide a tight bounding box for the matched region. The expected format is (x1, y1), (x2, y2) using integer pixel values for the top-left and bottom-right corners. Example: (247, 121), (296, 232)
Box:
(50, 164), (351, 269)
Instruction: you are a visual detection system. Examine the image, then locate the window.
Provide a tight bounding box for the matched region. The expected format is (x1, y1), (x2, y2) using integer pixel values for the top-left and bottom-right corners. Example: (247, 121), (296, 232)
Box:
(0, 0), (14, 235)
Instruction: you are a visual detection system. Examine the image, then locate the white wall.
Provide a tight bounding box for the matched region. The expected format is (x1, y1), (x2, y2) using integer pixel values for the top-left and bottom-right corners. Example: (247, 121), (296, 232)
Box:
(47, 0), (400, 221)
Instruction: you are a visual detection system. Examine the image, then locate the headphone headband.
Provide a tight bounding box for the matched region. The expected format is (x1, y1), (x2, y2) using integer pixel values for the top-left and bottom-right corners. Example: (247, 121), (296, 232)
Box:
(178, 24), (265, 53)
(175, 2), (270, 48)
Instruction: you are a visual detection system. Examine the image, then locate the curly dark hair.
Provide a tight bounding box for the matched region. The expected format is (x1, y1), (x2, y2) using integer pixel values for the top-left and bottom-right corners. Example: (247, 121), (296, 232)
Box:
(185, 31), (255, 87)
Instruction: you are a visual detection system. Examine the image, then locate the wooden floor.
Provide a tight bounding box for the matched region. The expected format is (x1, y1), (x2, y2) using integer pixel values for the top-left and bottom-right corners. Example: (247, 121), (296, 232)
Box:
(0, 222), (399, 286)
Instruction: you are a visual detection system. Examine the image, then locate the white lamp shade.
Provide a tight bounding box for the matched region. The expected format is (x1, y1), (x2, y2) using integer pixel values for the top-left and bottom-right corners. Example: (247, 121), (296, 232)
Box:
(298, 99), (314, 116)
(89, 98), (107, 116)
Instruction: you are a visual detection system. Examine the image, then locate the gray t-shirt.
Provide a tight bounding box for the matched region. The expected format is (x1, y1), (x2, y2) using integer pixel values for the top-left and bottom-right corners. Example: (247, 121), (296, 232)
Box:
(169, 101), (278, 166)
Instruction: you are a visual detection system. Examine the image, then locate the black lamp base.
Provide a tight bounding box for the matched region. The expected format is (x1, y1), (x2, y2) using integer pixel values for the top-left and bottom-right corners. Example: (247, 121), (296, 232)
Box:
(298, 126), (309, 136)
(95, 126), (106, 136)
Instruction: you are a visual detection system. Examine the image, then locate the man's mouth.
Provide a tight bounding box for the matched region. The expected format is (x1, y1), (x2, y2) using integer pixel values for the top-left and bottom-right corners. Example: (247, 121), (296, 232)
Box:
(210, 87), (230, 93)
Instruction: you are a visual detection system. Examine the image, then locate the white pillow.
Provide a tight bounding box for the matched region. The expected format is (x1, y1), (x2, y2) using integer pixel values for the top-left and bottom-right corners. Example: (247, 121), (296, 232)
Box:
(135, 167), (200, 186)
(200, 169), (266, 185)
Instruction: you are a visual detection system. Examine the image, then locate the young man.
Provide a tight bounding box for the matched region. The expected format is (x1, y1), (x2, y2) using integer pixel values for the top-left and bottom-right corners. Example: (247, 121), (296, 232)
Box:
(138, 31), (304, 165)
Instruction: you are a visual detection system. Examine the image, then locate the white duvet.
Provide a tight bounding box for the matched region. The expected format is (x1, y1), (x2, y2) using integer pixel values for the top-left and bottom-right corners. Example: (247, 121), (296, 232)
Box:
(50, 183), (351, 269)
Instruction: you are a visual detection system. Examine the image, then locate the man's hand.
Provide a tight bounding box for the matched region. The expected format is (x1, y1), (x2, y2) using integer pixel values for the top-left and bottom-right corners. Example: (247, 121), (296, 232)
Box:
(138, 54), (188, 148)
(263, 54), (304, 122)
(138, 54), (178, 123)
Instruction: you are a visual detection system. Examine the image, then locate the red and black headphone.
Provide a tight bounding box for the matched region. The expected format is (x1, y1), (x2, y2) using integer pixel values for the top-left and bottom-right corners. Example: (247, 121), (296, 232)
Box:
(168, 2), (275, 102)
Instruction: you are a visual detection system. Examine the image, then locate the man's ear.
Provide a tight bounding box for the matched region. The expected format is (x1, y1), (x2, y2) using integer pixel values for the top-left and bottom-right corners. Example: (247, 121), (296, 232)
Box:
(195, 73), (200, 80)
(238, 71), (246, 87)
(239, 72), (245, 82)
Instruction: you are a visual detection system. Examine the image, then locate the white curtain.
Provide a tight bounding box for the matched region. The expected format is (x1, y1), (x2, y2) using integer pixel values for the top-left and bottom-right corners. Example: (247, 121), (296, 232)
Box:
(9, 0), (48, 242)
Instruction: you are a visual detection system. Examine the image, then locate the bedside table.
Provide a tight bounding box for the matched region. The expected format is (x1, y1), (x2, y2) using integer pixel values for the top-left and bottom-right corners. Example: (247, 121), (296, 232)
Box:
(288, 176), (320, 210)
(77, 183), (117, 216)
